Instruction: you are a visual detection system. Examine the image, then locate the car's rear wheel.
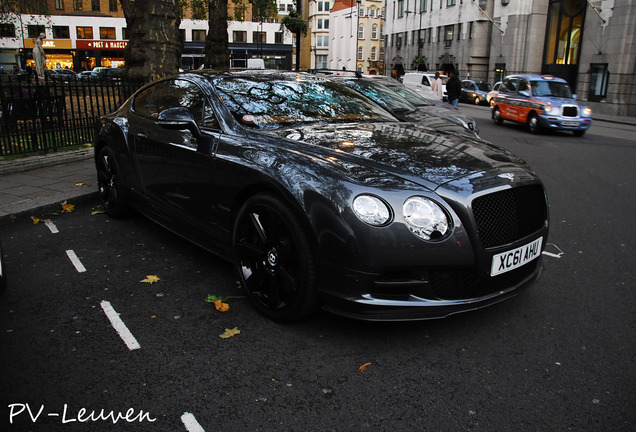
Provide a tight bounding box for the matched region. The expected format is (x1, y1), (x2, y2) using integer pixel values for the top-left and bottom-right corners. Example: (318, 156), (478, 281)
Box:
(492, 107), (504, 125)
(573, 130), (586, 137)
(233, 193), (319, 322)
(96, 147), (129, 217)
(527, 113), (542, 134)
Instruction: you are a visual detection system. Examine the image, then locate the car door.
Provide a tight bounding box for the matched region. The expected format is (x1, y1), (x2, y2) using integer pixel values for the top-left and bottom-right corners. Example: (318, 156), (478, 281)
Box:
(129, 79), (227, 244)
(497, 77), (520, 120)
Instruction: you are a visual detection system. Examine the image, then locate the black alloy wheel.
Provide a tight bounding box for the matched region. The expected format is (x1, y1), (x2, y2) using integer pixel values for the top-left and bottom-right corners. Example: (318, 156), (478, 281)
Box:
(96, 147), (129, 217)
(233, 193), (319, 322)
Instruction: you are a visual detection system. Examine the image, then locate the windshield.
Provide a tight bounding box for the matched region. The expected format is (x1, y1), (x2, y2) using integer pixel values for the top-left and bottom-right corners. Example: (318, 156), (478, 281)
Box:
(530, 80), (573, 98)
(340, 80), (417, 114)
(476, 82), (491, 92)
(381, 81), (435, 107)
(213, 74), (397, 128)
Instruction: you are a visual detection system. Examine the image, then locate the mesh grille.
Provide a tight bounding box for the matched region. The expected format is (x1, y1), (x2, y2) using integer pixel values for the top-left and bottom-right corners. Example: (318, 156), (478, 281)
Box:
(562, 105), (579, 117)
(472, 185), (547, 249)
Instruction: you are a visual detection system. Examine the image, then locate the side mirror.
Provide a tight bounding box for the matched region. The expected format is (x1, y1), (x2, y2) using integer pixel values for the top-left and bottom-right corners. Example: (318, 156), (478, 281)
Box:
(572, 94), (578, 100)
(156, 107), (201, 137)
(519, 90), (530, 97)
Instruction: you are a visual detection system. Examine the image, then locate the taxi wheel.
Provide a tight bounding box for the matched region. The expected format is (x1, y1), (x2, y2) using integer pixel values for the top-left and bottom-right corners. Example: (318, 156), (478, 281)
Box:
(527, 113), (542, 134)
(492, 107), (503, 125)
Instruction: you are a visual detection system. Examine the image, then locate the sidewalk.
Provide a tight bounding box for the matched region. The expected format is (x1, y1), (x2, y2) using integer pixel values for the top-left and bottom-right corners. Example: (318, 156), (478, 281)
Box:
(0, 148), (97, 224)
(1, 113), (635, 225)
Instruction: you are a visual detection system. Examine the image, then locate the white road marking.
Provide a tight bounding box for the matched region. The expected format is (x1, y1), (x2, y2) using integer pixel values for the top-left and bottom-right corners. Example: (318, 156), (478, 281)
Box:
(100, 300), (141, 351)
(65, 249), (86, 272)
(43, 219), (59, 234)
(542, 243), (564, 259)
(181, 412), (206, 432)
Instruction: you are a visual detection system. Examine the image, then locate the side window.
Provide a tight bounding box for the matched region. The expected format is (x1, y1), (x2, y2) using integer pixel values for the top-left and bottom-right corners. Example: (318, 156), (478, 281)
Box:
(131, 86), (154, 117)
(422, 76), (430, 86)
(500, 78), (517, 94)
(518, 79), (529, 93)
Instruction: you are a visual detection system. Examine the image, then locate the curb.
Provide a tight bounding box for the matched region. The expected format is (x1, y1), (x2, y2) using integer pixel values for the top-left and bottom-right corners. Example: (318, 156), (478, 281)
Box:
(0, 147), (94, 175)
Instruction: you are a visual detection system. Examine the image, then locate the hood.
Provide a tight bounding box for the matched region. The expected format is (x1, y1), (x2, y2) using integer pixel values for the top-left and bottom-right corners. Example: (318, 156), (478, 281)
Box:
(266, 121), (527, 189)
(535, 96), (578, 107)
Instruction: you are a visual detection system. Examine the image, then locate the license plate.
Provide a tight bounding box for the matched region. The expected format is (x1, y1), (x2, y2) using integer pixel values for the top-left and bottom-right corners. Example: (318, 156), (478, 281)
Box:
(562, 120), (579, 127)
(491, 237), (543, 277)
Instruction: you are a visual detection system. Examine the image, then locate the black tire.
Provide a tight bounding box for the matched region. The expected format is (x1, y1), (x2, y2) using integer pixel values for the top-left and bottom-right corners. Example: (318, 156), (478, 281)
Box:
(573, 130), (586, 137)
(233, 193), (319, 322)
(492, 107), (503, 125)
(528, 113), (542, 134)
(474, 96), (481, 105)
(96, 146), (130, 217)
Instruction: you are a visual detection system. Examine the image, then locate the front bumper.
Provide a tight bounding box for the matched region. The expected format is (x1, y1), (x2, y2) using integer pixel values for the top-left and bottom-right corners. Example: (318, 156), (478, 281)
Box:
(539, 115), (592, 131)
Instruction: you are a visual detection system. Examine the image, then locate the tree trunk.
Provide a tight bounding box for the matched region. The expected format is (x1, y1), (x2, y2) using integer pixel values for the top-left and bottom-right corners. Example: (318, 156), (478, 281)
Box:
(205, 0), (229, 71)
(121, 0), (182, 81)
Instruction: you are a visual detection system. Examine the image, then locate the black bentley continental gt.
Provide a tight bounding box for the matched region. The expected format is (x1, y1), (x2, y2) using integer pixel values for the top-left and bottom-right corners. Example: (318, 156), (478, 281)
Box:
(95, 71), (549, 322)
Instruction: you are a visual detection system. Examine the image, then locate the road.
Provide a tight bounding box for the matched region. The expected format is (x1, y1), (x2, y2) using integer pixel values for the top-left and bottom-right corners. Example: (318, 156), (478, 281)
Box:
(1, 107), (635, 431)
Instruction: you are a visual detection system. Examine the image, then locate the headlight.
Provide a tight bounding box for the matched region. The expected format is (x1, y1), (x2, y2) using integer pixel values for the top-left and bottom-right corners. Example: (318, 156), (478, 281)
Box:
(583, 107), (592, 116)
(353, 194), (392, 226)
(543, 105), (553, 113)
(403, 197), (449, 241)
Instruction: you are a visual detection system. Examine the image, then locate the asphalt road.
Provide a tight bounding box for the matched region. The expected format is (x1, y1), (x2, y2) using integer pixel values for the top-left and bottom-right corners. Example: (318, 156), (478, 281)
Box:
(1, 108), (634, 431)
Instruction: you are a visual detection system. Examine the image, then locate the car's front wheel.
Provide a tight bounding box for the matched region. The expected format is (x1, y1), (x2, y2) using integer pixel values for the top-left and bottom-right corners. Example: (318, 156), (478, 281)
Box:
(492, 107), (504, 125)
(474, 96), (481, 105)
(96, 146), (129, 217)
(527, 113), (542, 134)
(233, 193), (319, 322)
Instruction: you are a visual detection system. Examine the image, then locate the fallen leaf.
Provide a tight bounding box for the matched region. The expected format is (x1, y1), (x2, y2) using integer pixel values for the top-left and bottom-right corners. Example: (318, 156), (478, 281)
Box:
(31, 216), (41, 224)
(61, 201), (75, 213)
(213, 300), (230, 312)
(359, 362), (372, 373)
(140, 275), (160, 284)
(205, 294), (228, 303)
(220, 327), (241, 339)
(91, 207), (105, 215)
(75, 182), (85, 187)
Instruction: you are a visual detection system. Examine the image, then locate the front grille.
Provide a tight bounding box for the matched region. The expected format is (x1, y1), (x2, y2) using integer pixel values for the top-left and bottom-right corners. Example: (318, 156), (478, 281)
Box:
(562, 105), (579, 117)
(472, 185), (547, 249)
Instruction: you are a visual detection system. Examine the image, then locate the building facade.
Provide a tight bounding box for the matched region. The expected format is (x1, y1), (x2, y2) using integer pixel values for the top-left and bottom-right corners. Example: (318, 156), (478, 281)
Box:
(0, 1), (294, 73)
(383, 0), (636, 116)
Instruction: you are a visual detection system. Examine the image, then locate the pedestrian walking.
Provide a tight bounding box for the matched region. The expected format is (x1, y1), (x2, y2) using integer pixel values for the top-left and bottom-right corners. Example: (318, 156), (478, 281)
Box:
(431, 71), (444, 101)
(446, 71), (461, 107)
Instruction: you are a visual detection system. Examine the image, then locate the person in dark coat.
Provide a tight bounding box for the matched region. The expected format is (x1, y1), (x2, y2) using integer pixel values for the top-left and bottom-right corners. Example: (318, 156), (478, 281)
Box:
(446, 71), (462, 106)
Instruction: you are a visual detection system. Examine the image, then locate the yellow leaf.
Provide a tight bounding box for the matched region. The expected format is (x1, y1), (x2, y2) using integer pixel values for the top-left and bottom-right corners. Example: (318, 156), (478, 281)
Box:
(31, 216), (41, 224)
(359, 362), (372, 373)
(213, 300), (230, 312)
(220, 327), (241, 339)
(91, 209), (105, 215)
(75, 182), (85, 187)
(140, 275), (160, 284)
(61, 201), (75, 213)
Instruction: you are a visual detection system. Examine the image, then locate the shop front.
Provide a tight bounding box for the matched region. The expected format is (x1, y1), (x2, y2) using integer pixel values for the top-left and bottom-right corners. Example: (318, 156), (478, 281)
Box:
(23, 38), (73, 71)
(75, 40), (127, 72)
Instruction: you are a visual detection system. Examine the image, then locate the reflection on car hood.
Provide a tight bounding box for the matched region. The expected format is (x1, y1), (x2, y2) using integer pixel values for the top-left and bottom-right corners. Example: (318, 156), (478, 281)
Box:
(400, 108), (479, 139)
(268, 121), (527, 189)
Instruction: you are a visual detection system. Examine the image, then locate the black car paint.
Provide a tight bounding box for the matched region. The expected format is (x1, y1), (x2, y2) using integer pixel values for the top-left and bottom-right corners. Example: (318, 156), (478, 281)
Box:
(95, 71), (549, 321)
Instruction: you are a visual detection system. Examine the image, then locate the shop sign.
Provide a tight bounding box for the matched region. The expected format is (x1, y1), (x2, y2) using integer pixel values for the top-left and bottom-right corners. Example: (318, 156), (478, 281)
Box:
(76, 40), (128, 50)
(24, 39), (73, 49)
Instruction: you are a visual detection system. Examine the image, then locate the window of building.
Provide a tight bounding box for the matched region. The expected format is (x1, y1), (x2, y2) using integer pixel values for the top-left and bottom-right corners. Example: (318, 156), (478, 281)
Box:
(544, 0), (585, 66)
(74, 0), (82, 11)
(0, 24), (15, 38)
(76, 27), (93, 39)
(124, 28), (130, 40)
(397, 0), (404, 18)
(419, 29), (426, 46)
(275, 32), (284, 44)
(318, 19), (323, 29)
(358, 25), (364, 39)
(253, 32), (266, 43)
(100, 27), (116, 39)
(371, 25), (378, 40)
(447, 0), (456, 6)
(55, 0), (64, 10)
(359, 7), (365, 17)
(469, 22), (474, 39)
(370, 8), (376, 18)
(233, 31), (246, 42)
(457, 23), (462, 40)
(371, 47), (377, 61)
(380, 47), (384, 58)
(589, 63), (609, 102)
(420, 0), (427, 12)
(53, 26), (70, 39)
(316, 54), (328, 69)
(396, 33), (403, 50)
(287, 4), (294, 11)
(109, 0), (118, 12)
(357, 46), (363, 61)
(92, 0), (100, 12)
(28, 25), (46, 38)
(192, 30), (206, 41)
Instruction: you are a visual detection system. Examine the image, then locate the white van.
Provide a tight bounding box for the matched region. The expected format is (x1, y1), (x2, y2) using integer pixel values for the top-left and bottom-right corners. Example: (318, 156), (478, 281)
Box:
(401, 72), (448, 101)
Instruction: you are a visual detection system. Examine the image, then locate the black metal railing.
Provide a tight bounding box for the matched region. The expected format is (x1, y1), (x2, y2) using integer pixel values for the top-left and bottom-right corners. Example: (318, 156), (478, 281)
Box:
(0, 75), (145, 157)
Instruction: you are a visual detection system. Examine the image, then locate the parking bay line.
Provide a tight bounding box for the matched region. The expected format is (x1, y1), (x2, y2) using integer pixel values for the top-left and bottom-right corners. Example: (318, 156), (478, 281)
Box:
(65, 249), (86, 273)
(181, 412), (206, 432)
(100, 300), (141, 351)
